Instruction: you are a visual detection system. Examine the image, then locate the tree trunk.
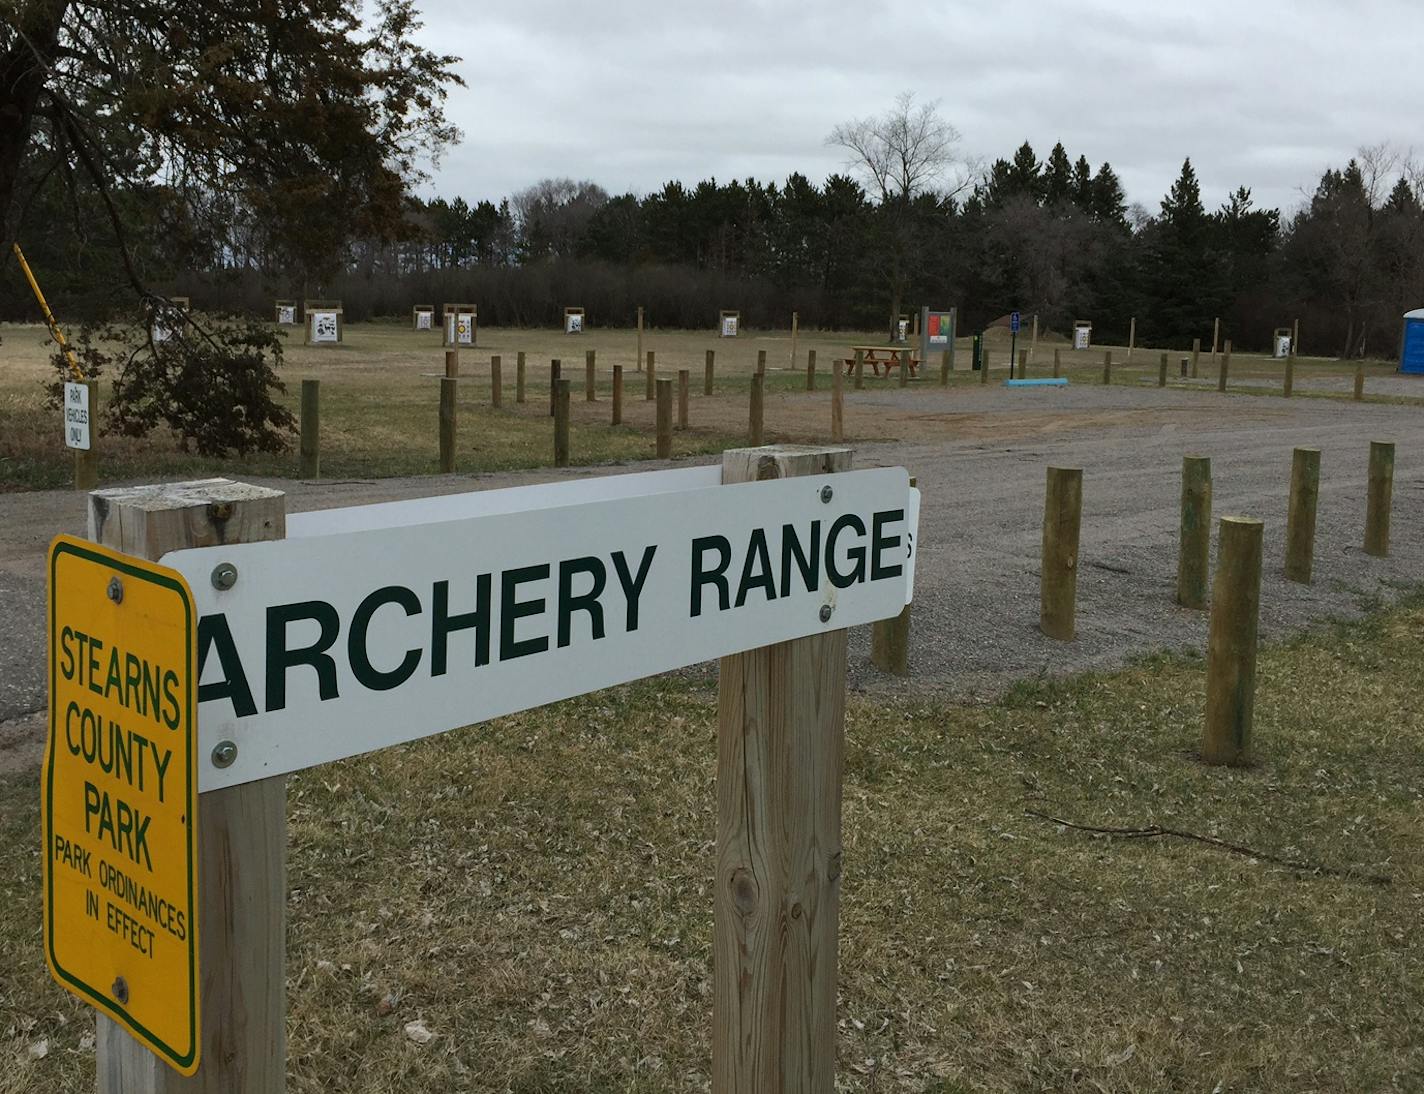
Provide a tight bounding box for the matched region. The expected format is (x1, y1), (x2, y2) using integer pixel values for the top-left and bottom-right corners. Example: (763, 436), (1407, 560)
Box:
(0, 1), (70, 250)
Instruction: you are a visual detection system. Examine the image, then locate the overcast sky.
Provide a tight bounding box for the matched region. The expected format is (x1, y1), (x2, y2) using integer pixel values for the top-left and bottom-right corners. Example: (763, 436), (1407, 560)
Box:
(412, 0), (1419, 217)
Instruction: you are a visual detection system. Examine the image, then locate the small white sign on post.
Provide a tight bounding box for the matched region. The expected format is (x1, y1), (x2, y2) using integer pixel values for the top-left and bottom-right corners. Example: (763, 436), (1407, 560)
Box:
(162, 466), (920, 790)
(63, 382), (90, 451)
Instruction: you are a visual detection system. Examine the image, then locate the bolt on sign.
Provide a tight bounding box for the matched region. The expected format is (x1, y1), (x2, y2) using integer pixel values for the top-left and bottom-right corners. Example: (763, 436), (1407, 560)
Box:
(157, 465), (918, 790)
(43, 537), (200, 1074)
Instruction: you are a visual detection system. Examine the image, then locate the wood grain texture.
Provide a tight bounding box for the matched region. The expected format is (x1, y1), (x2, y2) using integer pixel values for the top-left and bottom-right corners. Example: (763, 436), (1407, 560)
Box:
(516, 351), (526, 404)
(1284, 447), (1320, 583)
(585, 349), (596, 401)
(830, 358), (843, 443)
(646, 350), (656, 400)
(93, 481), (287, 1094)
(705, 349), (715, 396)
(1203, 516), (1263, 767)
(749, 373), (764, 446)
(1040, 466), (1082, 641)
(553, 379), (570, 467)
(612, 365), (623, 425)
(439, 377), (456, 473)
(714, 446), (851, 1094)
(1365, 440), (1394, 557)
(1176, 457), (1212, 610)
(491, 356), (503, 409)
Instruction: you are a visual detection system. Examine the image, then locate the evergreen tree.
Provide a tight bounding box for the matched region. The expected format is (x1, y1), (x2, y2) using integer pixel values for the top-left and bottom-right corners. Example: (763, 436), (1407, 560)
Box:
(1044, 143), (1074, 206)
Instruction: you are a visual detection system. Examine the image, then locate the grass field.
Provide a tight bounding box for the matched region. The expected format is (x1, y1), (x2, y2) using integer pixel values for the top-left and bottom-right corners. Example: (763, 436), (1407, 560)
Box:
(3, 593), (1422, 1092)
(0, 319), (1411, 491)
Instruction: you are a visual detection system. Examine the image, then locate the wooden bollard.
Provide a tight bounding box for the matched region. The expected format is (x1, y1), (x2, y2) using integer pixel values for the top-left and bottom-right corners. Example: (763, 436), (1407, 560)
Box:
(898, 354), (908, 387)
(749, 371), (765, 446)
(553, 378), (571, 467)
(91, 479), (288, 1094)
(714, 444), (851, 1094)
(1052, 347), (1061, 379)
(677, 368), (689, 429)
(299, 378), (320, 478)
(1284, 447), (1321, 583)
(1353, 362), (1365, 401)
(1177, 456), (1212, 609)
(1158, 351), (1168, 387)
(806, 348), (817, 391)
(636, 305), (644, 372)
(1040, 466), (1083, 640)
(1365, 440), (1394, 557)
(612, 365), (624, 425)
(444, 349), (459, 378)
(1218, 341), (1232, 392)
(871, 477), (915, 675)
(516, 351), (526, 404)
(1018, 348), (1028, 380)
(439, 376), (457, 473)
(980, 347), (989, 384)
(656, 378), (673, 458)
(646, 349), (656, 400)
(1102, 350), (1112, 385)
(585, 348), (596, 401)
(940, 349), (950, 386)
(854, 349), (865, 390)
(705, 349), (715, 395)
(757, 348), (767, 375)
(831, 353), (845, 442)
(1202, 516), (1264, 766)
(550, 359), (561, 416)
(1283, 352), (1295, 398)
(1127, 316), (1136, 362)
(1191, 337), (1201, 378)
(74, 380), (99, 490)
(491, 355), (502, 408)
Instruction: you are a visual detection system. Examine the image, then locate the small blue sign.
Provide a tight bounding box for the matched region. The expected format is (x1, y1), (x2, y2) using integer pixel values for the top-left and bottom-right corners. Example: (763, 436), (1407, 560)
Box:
(1010, 311), (1021, 334)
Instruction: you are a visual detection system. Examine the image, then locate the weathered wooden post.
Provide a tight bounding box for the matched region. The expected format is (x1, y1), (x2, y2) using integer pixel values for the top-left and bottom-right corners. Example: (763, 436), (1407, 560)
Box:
(636, 305), (644, 373)
(1177, 456), (1212, 609)
(789, 311), (799, 370)
(1158, 351), (1168, 387)
(646, 350), (656, 401)
(940, 349), (950, 386)
(1283, 352), (1295, 397)
(980, 347), (989, 385)
(1293, 317), (1300, 355)
(898, 353), (908, 387)
(491, 355), (503, 409)
(553, 378), (571, 467)
(1018, 349), (1028, 380)
(299, 379), (320, 478)
(806, 348), (817, 391)
(612, 365), (624, 425)
(92, 479), (288, 1094)
(705, 349), (716, 395)
(1191, 338), (1201, 378)
(757, 349), (767, 375)
(1040, 466), (1083, 640)
(1211, 318), (1221, 365)
(1030, 314), (1039, 362)
(516, 351), (526, 404)
(550, 359), (561, 417)
(677, 368), (690, 429)
(1284, 447), (1320, 583)
(1102, 350), (1112, 385)
(1052, 348), (1061, 379)
(854, 349), (865, 390)
(1202, 516), (1263, 767)
(656, 378), (673, 459)
(749, 371), (765, 446)
(73, 379), (99, 491)
(444, 349), (459, 378)
(585, 349), (597, 401)
(870, 477), (915, 676)
(439, 376), (457, 473)
(1365, 440), (1394, 557)
(1353, 362), (1365, 401)
(831, 355), (844, 443)
(714, 444), (851, 1094)
(1218, 341), (1231, 392)
(1127, 317), (1136, 363)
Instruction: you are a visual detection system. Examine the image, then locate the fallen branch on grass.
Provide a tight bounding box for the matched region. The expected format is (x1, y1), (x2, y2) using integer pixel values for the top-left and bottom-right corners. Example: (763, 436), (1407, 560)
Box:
(1024, 809), (1392, 886)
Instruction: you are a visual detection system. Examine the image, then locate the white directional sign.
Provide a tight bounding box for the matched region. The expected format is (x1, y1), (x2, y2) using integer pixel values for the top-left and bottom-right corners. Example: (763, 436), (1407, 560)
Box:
(63, 382), (90, 451)
(161, 467), (920, 790)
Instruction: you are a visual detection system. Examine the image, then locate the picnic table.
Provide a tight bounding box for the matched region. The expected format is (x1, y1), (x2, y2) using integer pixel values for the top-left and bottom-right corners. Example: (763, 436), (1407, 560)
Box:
(842, 345), (920, 378)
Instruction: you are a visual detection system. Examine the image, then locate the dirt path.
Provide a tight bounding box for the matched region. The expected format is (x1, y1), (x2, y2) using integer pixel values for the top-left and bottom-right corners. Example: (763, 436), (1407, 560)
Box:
(2, 381), (1420, 768)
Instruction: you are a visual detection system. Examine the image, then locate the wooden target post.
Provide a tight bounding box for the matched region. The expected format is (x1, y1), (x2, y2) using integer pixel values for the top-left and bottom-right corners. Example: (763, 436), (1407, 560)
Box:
(303, 300), (343, 345)
(273, 300), (298, 326)
(411, 304), (436, 332)
(442, 304), (477, 348)
(563, 306), (586, 335)
(719, 310), (740, 338)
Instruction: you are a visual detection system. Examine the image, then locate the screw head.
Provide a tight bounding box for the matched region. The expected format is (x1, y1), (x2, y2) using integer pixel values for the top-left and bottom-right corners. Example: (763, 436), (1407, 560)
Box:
(819, 485), (834, 504)
(212, 741), (238, 768)
(112, 976), (129, 1005)
(211, 563), (238, 591)
(819, 604), (833, 623)
(106, 577), (124, 604)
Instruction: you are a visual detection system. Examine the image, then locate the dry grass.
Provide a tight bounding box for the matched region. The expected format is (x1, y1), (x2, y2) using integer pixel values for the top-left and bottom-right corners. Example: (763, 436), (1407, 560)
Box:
(3, 597), (1423, 1091)
(2, 320), (1413, 491)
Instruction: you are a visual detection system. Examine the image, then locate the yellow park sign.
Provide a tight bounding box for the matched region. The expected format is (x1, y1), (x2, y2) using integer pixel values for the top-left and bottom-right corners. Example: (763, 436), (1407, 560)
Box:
(44, 536), (200, 1075)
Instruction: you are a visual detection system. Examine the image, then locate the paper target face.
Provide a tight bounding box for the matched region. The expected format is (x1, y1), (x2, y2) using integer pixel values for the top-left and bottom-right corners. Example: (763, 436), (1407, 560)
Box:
(416, 312), (432, 330)
(313, 312), (339, 342)
(457, 315), (473, 344)
(566, 314), (583, 334)
(721, 316), (738, 337)
(278, 306), (296, 325)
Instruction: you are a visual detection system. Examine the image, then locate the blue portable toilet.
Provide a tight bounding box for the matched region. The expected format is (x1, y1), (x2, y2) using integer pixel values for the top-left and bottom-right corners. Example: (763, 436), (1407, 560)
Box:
(1402, 309), (1424, 373)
